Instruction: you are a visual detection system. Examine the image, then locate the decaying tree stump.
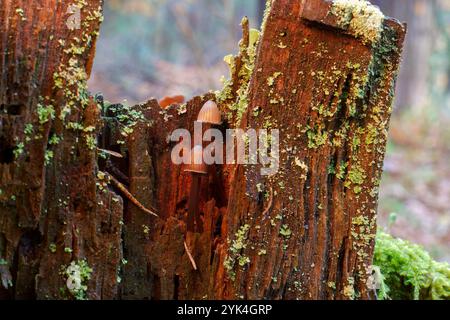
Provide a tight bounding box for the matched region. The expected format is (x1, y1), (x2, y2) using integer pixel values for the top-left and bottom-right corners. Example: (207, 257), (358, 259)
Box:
(0, 0), (121, 299)
(0, 0), (406, 300)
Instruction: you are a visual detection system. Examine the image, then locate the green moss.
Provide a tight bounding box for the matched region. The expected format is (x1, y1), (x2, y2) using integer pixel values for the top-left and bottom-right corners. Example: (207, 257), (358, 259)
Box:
(365, 124), (378, 146)
(238, 256), (250, 267)
(51, 3), (104, 151)
(336, 162), (348, 180)
(230, 224), (251, 254)
(374, 232), (450, 300)
(85, 135), (97, 150)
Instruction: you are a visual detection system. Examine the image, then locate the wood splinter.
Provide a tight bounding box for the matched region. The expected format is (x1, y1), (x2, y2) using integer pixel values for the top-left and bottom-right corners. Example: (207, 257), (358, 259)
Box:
(106, 172), (159, 218)
(184, 241), (198, 270)
(97, 148), (123, 158)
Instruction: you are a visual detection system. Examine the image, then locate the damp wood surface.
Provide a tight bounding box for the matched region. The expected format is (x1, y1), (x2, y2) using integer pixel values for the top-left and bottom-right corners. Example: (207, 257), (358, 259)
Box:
(0, 0), (406, 300)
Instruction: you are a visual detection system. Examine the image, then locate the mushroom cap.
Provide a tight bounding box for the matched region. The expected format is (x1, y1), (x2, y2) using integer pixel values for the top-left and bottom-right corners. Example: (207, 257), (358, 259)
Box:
(197, 100), (222, 125)
(184, 145), (208, 174)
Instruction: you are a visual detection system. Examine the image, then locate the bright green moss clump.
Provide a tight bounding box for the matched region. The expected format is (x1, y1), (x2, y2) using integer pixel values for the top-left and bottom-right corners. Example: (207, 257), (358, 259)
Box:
(374, 232), (450, 300)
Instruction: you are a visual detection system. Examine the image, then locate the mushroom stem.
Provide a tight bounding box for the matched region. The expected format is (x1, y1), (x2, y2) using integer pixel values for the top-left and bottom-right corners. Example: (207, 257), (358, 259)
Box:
(187, 174), (201, 232)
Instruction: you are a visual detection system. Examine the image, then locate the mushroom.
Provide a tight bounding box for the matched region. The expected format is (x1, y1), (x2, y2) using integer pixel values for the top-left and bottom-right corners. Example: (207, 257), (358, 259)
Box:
(184, 145), (207, 233)
(197, 100), (222, 125)
(195, 100), (222, 161)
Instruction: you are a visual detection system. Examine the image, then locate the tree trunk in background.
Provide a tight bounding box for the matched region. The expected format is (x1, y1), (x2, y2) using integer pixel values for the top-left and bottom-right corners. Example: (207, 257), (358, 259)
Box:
(372, 0), (437, 112)
(0, 0), (405, 300)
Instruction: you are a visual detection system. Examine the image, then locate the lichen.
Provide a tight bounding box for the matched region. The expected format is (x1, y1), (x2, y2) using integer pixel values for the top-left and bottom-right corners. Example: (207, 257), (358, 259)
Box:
(49, 243), (57, 253)
(15, 8), (26, 21)
(215, 3), (268, 126)
(306, 125), (328, 149)
(267, 72), (282, 87)
(37, 102), (55, 125)
(103, 102), (147, 145)
(343, 276), (355, 299)
(345, 164), (366, 193)
(50, 3), (104, 152)
(260, 0), (273, 35)
(44, 150), (54, 166)
(224, 224), (251, 280)
(331, 0), (384, 45)
(13, 142), (25, 159)
(258, 249), (267, 256)
(279, 225), (292, 239)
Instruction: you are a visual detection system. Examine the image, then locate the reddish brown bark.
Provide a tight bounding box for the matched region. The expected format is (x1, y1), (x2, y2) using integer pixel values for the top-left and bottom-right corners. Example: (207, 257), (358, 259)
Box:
(0, 0), (121, 299)
(115, 0), (406, 300)
(0, 0), (406, 300)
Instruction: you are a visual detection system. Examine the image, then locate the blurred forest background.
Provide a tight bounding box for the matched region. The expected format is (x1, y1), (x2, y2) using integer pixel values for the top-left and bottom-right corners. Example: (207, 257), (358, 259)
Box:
(88, 0), (450, 262)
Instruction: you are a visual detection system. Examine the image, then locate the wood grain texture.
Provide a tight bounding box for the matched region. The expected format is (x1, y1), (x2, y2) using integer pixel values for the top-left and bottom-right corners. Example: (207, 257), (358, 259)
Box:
(111, 0), (405, 300)
(0, 0), (123, 300)
(0, 0), (406, 300)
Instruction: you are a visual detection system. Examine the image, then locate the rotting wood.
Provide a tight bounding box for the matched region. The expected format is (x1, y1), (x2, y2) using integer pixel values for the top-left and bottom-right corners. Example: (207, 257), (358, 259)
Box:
(0, 0), (406, 300)
(114, 0), (406, 300)
(0, 0), (122, 300)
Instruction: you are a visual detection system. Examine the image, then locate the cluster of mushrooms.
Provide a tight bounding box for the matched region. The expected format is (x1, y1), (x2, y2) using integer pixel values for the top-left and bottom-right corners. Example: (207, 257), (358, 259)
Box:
(184, 100), (222, 234)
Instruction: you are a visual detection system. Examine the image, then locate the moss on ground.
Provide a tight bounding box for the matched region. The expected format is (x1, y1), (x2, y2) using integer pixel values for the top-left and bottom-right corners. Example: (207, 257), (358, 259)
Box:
(374, 232), (450, 300)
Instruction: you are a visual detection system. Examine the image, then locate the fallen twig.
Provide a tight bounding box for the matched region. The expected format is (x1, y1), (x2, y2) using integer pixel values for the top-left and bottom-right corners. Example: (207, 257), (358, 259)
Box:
(97, 148), (123, 158)
(106, 172), (159, 218)
(184, 241), (198, 270)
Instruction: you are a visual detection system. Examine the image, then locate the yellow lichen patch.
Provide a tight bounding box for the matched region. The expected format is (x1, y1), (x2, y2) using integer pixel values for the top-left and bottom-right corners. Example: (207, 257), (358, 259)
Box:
(267, 72), (282, 87)
(331, 0), (384, 45)
(343, 277), (355, 299)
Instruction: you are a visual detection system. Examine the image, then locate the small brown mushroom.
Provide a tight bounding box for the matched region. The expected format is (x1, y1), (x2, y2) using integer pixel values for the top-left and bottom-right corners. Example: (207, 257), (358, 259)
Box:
(197, 100), (222, 125)
(184, 145), (207, 233)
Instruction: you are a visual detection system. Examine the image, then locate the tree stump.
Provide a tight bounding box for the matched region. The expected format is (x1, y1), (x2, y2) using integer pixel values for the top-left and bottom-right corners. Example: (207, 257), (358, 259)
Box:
(0, 0), (121, 300)
(0, 0), (406, 300)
